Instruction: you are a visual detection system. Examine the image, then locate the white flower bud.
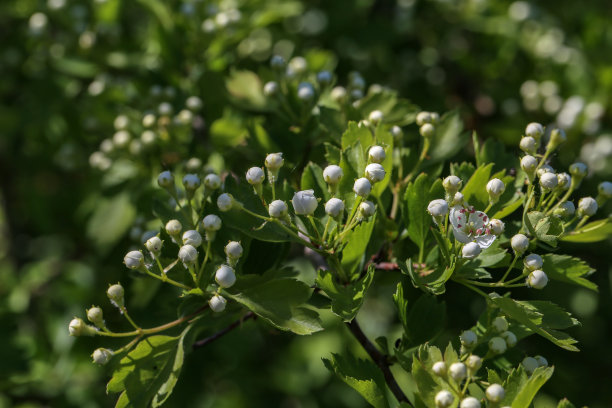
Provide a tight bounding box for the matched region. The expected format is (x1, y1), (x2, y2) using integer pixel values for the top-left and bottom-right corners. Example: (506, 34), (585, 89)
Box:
(486, 384), (505, 403)
(466, 355), (482, 373)
(114, 115), (129, 130)
(486, 178), (506, 199)
(268, 200), (288, 218)
(157, 171), (174, 188)
(165, 219), (182, 236)
(325, 198), (345, 218)
(177, 245), (197, 268)
(521, 155), (538, 174)
(186, 96), (203, 111)
(158, 102), (173, 116)
(547, 128), (566, 149)
(598, 181), (612, 199)
(69, 317), (96, 336)
(432, 361), (447, 376)
(416, 111), (432, 126)
(557, 173), (571, 190)
(539, 172), (558, 190)
(554, 201), (575, 218)
(265, 153), (284, 172)
(358, 201), (376, 219)
(246, 167), (265, 185)
(270, 55), (285, 70)
(527, 270), (548, 289)
(182, 174), (201, 191)
(569, 162), (587, 178)
(368, 146), (386, 163)
(225, 241), (243, 260)
(297, 82), (315, 101)
(460, 330), (478, 348)
(142, 113), (156, 128)
(113, 130), (131, 149)
(489, 336), (507, 354)
(435, 390), (454, 408)
(420, 123), (435, 138)
(524, 253), (543, 270)
(519, 136), (537, 154)
(209, 294), (227, 312)
(323, 165), (344, 185)
(443, 176), (462, 195)
(492, 316), (508, 333)
(501, 330), (517, 347)
(263, 81), (278, 97)
(182, 230), (202, 247)
(177, 109), (193, 125)
(510, 234), (529, 254)
(124, 251), (144, 270)
(534, 355), (548, 367)
(289, 56), (307, 75)
(448, 362), (467, 382)
(107, 284), (125, 308)
(488, 219), (505, 235)
(145, 236), (162, 254)
(525, 122), (544, 139)
(215, 264), (236, 288)
(522, 357), (539, 375)
(427, 199), (449, 217)
(87, 307), (104, 328)
(202, 214), (222, 231)
(353, 178), (372, 197)
(368, 110), (384, 125)
(292, 190), (318, 215)
(577, 197), (598, 217)
(217, 193), (234, 212)
(92, 348), (113, 365)
(390, 126), (403, 140)
(537, 164), (554, 178)
(462, 242), (481, 259)
(204, 174), (221, 190)
(365, 163), (386, 183)
(316, 70), (332, 85)
(331, 86), (347, 103)
(460, 397), (481, 408)
(451, 192), (465, 207)
(185, 158), (202, 172)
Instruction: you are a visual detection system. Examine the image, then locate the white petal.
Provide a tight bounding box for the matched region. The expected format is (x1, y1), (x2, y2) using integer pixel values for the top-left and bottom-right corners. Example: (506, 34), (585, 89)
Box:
(469, 211), (488, 230)
(449, 208), (463, 229)
(475, 234), (496, 249)
(453, 228), (472, 243)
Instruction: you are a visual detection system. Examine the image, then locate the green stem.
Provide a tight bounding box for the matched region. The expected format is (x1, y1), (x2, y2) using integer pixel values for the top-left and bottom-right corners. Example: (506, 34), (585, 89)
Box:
(575, 216), (590, 230)
(120, 307), (140, 330)
(144, 265), (190, 290)
(307, 216), (321, 240)
(196, 241), (212, 286)
(498, 255), (519, 284)
(402, 137), (430, 185)
(321, 216), (332, 243)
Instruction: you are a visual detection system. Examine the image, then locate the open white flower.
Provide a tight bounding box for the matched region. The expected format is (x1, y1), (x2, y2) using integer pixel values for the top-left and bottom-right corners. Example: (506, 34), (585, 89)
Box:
(449, 207), (496, 249)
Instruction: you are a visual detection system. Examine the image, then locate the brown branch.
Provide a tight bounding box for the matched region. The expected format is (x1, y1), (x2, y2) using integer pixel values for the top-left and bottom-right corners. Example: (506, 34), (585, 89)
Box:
(346, 319), (412, 406)
(192, 312), (255, 349)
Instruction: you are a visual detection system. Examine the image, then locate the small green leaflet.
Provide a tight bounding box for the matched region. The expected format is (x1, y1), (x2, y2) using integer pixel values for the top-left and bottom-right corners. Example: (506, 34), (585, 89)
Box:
(542, 254), (597, 292)
(315, 264), (375, 321)
(561, 218), (612, 243)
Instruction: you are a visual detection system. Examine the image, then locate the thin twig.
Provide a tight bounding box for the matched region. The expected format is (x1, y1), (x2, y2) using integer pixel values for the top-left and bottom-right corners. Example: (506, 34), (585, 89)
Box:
(346, 319), (411, 406)
(192, 312), (256, 349)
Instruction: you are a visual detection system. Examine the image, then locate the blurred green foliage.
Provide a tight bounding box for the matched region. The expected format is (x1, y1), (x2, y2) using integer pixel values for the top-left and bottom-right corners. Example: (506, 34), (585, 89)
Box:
(1, 0), (611, 407)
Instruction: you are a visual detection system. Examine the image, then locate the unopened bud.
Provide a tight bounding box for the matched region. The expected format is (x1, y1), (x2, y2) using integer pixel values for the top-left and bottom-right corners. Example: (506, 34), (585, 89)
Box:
(107, 284), (125, 308)
(92, 348), (113, 365)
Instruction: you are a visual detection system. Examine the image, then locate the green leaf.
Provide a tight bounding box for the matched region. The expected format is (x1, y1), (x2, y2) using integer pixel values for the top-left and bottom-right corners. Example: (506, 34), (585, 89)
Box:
(86, 193), (136, 252)
(401, 294), (446, 348)
(501, 366), (528, 405)
(209, 111), (248, 148)
(492, 197), (524, 220)
(461, 163), (494, 210)
(450, 161), (476, 184)
(341, 121), (372, 151)
(428, 111), (467, 163)
(315, 265), (375, 321)
(225, 270), (323, 335)
(323, 353), (388, 408)
(533, 214), (564, 246)
(399, 259), (453, 295)
(542, 254), (597, 291)
(108, 329), (192, 408)
(557, 398), (577, 408)
(471, 240), (510, 268)
(561, 218), (612, 243)
(225, 70), (267, 110)
(324, 142), (341, 164)
(511, 366), (554, 408)
(341, 215), (376, 275)
(405, 173), (433, 251)
(301, 162), (330, 203)
(489, 295), (580, 351)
